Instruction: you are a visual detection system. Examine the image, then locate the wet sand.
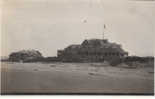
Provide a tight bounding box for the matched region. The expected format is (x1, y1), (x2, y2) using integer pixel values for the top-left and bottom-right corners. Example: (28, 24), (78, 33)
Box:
(1, 62), (154, 95)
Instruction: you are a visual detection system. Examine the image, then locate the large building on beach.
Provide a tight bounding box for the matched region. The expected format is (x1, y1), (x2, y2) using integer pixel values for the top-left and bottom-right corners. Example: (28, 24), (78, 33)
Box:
(57, 39), (128, 62)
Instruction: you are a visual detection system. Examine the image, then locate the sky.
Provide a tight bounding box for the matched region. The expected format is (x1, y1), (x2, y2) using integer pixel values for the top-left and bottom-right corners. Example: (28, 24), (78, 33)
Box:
(1, 0), (155, 57)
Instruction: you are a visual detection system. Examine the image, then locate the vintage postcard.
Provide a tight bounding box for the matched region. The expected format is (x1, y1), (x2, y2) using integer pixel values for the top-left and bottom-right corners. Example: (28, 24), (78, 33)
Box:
(1, 0), (154, 95)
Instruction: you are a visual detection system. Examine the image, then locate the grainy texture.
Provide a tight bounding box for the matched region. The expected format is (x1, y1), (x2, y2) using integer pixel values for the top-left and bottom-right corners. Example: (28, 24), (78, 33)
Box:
(1, 62), (154, 94)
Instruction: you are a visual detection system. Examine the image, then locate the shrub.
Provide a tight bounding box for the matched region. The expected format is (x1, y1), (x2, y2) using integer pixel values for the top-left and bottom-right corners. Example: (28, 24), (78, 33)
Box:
(109, 58), (122, 66)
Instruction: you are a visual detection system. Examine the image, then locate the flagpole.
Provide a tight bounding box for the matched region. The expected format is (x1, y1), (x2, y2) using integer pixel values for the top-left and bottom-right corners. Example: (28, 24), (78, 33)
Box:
(103, 28), (104, 40)
(102, 24), (106, 40)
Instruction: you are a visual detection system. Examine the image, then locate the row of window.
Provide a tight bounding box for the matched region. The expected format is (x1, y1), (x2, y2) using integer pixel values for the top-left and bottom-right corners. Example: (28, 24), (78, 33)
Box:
(58, 51), (127, 57)
(78, 52), (124, 56)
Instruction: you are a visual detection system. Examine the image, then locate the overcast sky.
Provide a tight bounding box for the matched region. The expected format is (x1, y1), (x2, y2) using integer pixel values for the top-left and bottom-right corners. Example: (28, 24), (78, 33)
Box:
(1, 0), (155, 57)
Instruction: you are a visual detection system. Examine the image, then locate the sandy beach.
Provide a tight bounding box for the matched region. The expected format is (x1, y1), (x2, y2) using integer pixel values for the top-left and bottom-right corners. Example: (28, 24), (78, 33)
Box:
(1, 62), (154, 95)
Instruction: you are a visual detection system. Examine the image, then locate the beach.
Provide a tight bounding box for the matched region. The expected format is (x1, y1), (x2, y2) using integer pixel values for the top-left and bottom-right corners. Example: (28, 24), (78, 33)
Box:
(1, 62), (154, 94)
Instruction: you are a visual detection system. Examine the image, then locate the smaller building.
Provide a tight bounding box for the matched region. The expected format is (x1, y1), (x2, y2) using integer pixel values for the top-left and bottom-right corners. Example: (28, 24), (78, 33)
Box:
(9, 50), (43, 62)
(57, 39), (128, 62)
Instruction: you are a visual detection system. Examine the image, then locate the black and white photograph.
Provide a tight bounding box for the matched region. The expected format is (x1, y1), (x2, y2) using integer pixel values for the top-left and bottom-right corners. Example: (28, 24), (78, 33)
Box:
(0, 0), (154, 95)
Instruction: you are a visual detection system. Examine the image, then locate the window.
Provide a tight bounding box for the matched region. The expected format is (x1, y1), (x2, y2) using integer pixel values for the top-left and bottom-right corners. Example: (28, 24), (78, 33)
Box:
(109, 53), (111, 56)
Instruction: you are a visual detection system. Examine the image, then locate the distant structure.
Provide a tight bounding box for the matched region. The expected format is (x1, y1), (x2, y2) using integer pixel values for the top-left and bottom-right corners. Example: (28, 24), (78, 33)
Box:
(9, 50), (43, 62)
(57, 39), (128, 62)
(57, 23), (128, 62)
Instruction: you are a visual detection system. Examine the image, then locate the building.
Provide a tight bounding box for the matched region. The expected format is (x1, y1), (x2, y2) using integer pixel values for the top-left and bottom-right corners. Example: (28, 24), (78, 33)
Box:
(57, 39), (128, 62)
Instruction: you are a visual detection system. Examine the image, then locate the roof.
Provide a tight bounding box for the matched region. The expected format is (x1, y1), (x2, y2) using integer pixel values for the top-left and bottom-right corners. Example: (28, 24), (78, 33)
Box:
(62, 39), (128, 54)
(65, 44), (81, 50)
(81, 39), (121, 48)
(81, 39), (108, 47)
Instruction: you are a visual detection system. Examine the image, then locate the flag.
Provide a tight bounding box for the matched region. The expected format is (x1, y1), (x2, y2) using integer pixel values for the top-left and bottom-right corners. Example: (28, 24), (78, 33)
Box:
(104, 24), (106, 29)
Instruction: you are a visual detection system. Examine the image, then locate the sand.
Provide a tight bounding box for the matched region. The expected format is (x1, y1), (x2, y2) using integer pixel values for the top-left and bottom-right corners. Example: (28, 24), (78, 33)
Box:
(1, 62), (154, 94)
